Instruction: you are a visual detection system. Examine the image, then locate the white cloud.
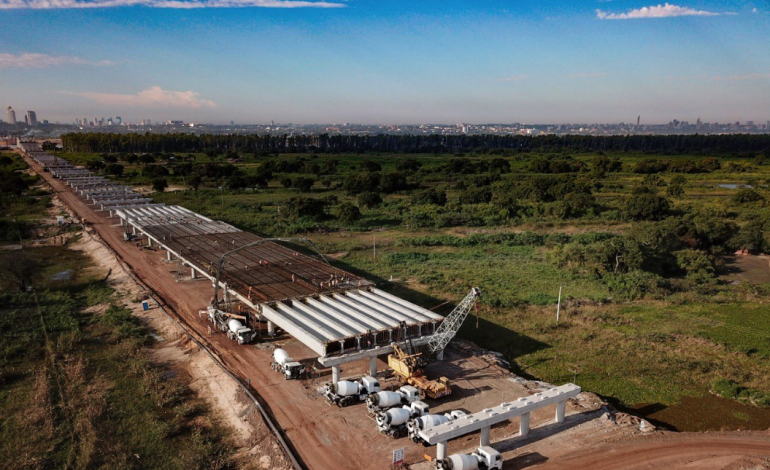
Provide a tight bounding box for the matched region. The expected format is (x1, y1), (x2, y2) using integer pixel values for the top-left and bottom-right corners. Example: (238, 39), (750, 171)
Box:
(0, 52), (112, 68)
(597, 3), (720, 20)
(497, 74), (528, 82)
(0, 0), (344, 8)
(69, 86), (217, 108)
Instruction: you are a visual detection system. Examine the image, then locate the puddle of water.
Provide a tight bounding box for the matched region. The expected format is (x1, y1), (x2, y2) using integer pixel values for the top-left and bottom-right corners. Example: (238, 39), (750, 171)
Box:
(51, 269), (74, 281)
(717, 184), (752, 189)
(631, 395), (770, 432)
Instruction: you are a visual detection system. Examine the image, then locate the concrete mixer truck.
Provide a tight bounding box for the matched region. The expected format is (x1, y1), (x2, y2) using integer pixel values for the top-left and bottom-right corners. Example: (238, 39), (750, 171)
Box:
(407, 410), (468, 445)
(270, 348), (305, 380)
(434, 447), (502, 470)
(375, 400), (430, 438)
(324, 376), (381, 407)
(366, 385), (421, 414)
(203, 306), (256, 345)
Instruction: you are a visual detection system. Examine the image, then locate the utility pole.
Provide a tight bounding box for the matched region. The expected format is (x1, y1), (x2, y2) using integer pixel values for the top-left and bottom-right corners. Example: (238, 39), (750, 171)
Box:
(556, 284), (563, 323)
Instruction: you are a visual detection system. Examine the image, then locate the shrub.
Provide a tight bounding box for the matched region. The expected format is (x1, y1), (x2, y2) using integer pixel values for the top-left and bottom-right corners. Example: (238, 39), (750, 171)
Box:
(733, 188), (764, 204)
(282, 196), (328, 221)
(151, 178), (168, 192)
(603, 270), (664, 300)
(411, 188), (447, 206)
(335, 203), (361, 224)
(675, 249), (716, 284)
(626, 193), (670, 220)
(357, 192), (382, 208)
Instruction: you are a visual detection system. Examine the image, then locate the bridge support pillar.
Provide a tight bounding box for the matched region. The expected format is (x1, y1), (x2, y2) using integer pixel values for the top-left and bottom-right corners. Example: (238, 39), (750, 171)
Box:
(267, 321), (275, 336)
(332, 365), (340, 384)
(369, 356), (377, 377)
(480, 425), (490, 447)
(437, 441), (447, 460)
(556, 400), (566, 423)
(520, 412), (530, 437)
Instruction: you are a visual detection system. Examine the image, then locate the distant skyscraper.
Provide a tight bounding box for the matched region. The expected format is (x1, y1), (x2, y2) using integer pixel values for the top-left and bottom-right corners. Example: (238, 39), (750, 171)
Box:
(115, 116), (122, 125)
(6, 106), (16, 124)
(637, 115), (640, 127)
(26, 111), (37, 127)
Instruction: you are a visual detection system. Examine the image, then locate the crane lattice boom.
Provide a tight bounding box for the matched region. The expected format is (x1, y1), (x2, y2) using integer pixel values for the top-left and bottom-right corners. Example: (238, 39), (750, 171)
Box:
(427, 287), (481, 354)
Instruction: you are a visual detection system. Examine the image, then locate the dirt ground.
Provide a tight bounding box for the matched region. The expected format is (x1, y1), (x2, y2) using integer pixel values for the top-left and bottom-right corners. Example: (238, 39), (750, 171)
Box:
(721, 255), (770, 284)
(27, 154), (770, 470)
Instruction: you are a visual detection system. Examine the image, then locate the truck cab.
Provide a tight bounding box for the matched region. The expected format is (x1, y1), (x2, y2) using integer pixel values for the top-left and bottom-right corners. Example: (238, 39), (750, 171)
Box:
(476, 446), (502, 470)
(361, 376), (381, 394)
(283, 361), (304, 380)
(399, 385), (420, 404)
(409, 400), (430, 417)
(230, 327), (255, 345)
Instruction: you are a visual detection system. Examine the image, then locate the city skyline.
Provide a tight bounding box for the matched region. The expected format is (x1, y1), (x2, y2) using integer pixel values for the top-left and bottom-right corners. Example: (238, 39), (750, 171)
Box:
(1, 1), (769, 124)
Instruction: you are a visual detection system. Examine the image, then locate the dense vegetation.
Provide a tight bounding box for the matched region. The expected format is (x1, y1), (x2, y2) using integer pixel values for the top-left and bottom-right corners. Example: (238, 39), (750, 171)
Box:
(62, 132), (770, 155)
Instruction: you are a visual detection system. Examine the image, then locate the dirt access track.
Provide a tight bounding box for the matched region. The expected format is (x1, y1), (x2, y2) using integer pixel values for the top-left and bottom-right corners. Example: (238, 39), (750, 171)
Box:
(25, 154), (770, 470)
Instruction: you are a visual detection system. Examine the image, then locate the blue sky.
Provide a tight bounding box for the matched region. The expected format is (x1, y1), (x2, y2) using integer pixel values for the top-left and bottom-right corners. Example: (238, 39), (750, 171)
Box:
(1, 1), (768, 124)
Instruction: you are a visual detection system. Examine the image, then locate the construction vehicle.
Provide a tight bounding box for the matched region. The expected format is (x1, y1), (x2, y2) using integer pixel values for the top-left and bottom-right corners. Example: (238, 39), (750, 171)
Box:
(203, 306), (256, 344)
(366, 385), (420, 414)
(271, 348), (305, 380)
(387, 288), (481, 399)
(407, 410), (468, 445)
(324, 376), (381, 407)
(375, 400), (430, 438)
(435, 447), (502, 470)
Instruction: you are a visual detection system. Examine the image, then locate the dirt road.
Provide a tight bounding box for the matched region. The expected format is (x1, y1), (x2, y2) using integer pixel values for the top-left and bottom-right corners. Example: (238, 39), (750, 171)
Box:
(535, 433), (770, 470)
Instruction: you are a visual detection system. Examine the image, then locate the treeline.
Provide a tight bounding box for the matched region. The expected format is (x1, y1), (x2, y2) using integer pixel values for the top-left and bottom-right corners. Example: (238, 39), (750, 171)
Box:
(62, 133), (770, 155)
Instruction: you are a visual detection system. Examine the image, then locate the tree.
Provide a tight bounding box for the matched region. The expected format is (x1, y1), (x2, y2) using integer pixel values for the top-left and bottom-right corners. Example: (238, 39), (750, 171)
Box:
(675, 250), (716, 284)
(293, 177), (315, 193)
(0, 251), (41, 291)
(357, 192), (382, 208)
(151, 178), (168, 193)
(360, 160), (382, 172)
(282, 196), (328, 220)
(104, 163), (124, 177)
(411, 188), (447, 206)
(626, 193), (670, 220)
(335, 203), (362, 224)
(379, 172), (408, 193)
(188, 174), (202, 190)
(667, 174), (686, 197)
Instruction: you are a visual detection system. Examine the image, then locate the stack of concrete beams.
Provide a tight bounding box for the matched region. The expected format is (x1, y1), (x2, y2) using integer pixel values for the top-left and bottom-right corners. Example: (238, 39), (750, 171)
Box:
(28, 150), (154, 210)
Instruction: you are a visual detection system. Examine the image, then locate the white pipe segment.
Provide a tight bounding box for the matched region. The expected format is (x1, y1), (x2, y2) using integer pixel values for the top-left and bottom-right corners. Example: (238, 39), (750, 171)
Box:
(371, 288), (444, 321)
(361, 289), (438, 322)
(276, 302), (341, 342)
(321, 294), (391, 330)
(290, 300), (358, 338)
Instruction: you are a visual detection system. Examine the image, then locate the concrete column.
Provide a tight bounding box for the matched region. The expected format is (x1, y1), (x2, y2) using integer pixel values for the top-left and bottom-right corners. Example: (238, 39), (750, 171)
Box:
(436, 349), (444, 361)
(369, 356), (377, 377)
(418, 324), (422, 336)
(480, 425), (491, 446)
(389, 329), (393, 342)
(332, 366), (340, 384)
(339, 340), (345, 355)
(437, 441), (447, 460)
(148, 238), (152, 247)
(556, 400), (566, 423)
(166, 251), (172, 261)
(191, 268), (197, 279)
(356, 337), (361, 350)
(267, 321), (275, 336)
(520, 412), (530, 437)
(132, 225), (136, 235)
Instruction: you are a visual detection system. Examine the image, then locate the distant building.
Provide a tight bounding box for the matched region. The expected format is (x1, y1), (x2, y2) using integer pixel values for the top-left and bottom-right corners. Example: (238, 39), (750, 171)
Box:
(115, 116), (122, 125)
(25, 111), (37, 126)
(6, 106), (16, 124)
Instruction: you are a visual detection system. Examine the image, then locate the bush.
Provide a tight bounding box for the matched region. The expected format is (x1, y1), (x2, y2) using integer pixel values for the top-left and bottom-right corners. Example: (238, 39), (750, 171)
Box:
(603, 270), (664, 300)
(151, 178), (168, 192)
(357, 192), (382, 208)
(460, 187), (492, 204)
(335, 203), (362, 224)
(626, 193), (670, 220)
(411, 188), (447, 206)
(675, 249), (716, 284)
(282, 196), (329, 221)
(379, 171), (408, 193)
(343, 172), (381, 195)
(733, 188), (764, 204)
